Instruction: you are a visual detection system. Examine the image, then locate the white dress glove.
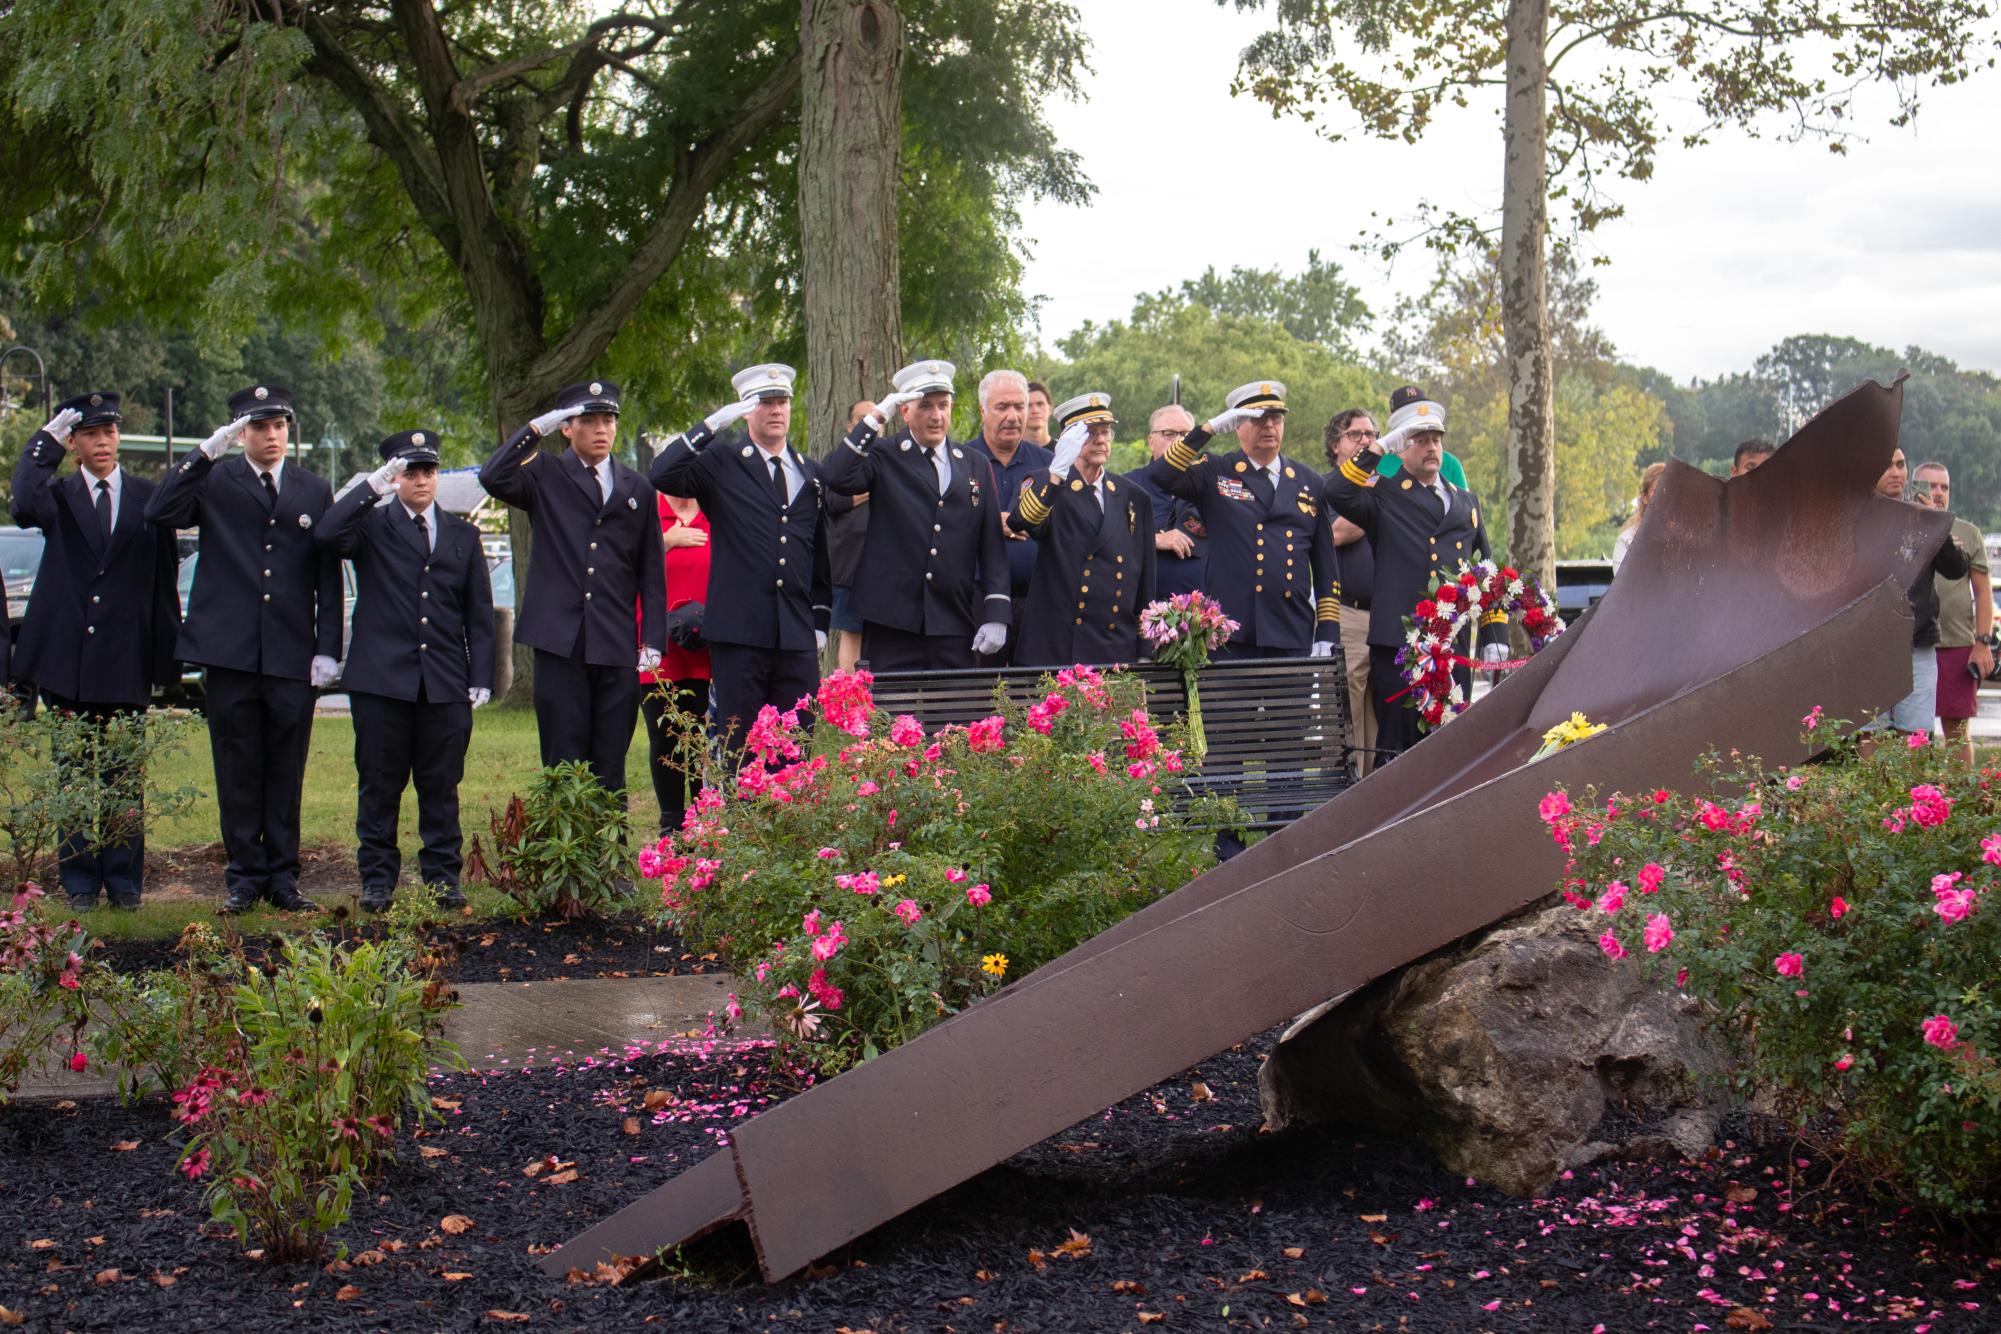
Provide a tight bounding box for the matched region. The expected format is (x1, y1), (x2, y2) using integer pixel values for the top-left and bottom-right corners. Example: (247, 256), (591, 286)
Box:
(1204, 405), (1265, 435)
(309, 655), (340, 689)
(529, 404), (586, 436)
(199, 415), (251, 460)
(867, 388), (926, 432)
(702, 400), (755, 434)
(638, 646), (662, 674)
(366, 456), (410, 497)
(1048, 421), (1088, 479)
(971, 622), (1008, 656)
(1376, 423), (1413, 456)
(1481, 642), (1511, 666)
(816, 629), (829, 654)
(468, 687), (491, 708)
(40, 407), (82, 446)
(1309, 641), (1336, 658)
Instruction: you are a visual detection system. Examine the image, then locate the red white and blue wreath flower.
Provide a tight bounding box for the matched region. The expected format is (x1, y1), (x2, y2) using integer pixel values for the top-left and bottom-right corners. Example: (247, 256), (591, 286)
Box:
(1394, 560), (1565, 730)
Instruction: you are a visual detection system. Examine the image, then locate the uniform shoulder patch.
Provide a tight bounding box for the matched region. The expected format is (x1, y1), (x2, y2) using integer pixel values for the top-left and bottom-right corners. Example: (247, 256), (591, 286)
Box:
(1233, 461), (1247, 473)
(1401, 478), (1413, 490)
(1069, 479), (1084, 491)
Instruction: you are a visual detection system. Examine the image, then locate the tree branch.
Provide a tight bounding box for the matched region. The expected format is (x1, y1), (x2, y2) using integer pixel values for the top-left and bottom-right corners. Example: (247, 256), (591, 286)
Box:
(450, 13), (677, 112)
(530, 47), (804, 385)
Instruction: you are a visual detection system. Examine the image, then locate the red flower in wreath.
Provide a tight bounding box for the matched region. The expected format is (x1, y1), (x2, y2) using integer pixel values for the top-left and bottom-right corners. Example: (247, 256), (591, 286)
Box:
(1394, 560), (1566, 733)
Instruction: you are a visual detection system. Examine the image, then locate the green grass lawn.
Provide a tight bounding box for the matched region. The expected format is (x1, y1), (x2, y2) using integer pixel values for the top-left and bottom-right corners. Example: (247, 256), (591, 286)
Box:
(149, 700), (664, 850)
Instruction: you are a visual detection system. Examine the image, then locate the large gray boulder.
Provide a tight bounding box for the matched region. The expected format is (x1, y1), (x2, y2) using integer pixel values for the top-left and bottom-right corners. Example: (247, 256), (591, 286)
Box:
(1258, 899), (1721, 1196)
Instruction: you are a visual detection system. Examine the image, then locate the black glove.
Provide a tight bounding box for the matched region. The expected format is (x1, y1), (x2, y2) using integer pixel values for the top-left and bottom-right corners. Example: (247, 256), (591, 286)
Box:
(666, 601), (706, 651)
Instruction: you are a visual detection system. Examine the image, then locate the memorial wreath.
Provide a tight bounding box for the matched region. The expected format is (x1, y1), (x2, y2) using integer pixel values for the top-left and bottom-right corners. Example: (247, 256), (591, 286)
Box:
(1395, 560), (1565, 730)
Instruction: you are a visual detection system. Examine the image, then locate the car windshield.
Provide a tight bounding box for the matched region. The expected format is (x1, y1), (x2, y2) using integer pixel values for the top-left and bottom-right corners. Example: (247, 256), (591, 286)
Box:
(0, 529), (45, 582)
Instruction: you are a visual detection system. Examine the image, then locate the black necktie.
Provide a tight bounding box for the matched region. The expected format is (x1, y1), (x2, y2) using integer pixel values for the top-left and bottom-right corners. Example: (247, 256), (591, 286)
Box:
(769, 455), (788, 507)
(94, 478), (112, 540)
(259, 470), (277, 509)
(413, 510), (429, 551)
(1247, 464), (1274, 506)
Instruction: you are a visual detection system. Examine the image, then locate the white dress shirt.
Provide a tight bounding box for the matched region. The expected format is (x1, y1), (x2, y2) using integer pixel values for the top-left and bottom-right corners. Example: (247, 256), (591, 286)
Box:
(85, 464), (123, 529)
(399, 499), (439, 552)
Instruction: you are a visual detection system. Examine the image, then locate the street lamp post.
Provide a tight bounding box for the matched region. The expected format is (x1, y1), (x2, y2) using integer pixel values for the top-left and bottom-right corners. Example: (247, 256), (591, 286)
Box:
(0, 345), (52, 420)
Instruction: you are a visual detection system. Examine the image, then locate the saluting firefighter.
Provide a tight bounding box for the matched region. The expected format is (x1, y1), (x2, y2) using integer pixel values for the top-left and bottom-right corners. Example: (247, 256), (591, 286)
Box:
(318, 431), (494, 912)
(1008, 393), (1157, 667)
(649, 363), (831, 760)
(1325, 386), (1508, 764)
(479, 380), (667, 796)
(147, 385), (342, 914)
(10, 393), (180, 908)
(822, 359), (1012, 671)
(1144, 380), (1341, 659)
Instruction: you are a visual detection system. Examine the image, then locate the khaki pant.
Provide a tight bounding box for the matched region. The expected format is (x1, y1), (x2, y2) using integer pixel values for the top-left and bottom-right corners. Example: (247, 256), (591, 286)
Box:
(1339, 604), (1378, 777)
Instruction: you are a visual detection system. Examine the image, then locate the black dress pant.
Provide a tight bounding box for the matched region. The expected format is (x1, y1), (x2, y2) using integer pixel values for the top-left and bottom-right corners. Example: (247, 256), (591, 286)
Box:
(640, 678), (709, 835)
(39, 692), (146, 907)
(349, 687), (473, 891)
(531, 647), (640, 794)
(860, 622), (975, 672)
(707, 641), (820, 763)
(202, 665), (316, 902)
(1370, 644), (1423, 764)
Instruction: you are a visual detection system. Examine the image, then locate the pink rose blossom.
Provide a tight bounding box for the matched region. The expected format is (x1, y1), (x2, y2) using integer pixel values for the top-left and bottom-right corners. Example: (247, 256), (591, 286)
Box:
(1922, 1014), (1959, 1049)
(1908, 730), (1931, 748)
(1086, 750), (1108, 775)
(966, 882), (992, 907)
(1597, 929), (1627, 961)
(1785, 775), (1806, 791)
(1829, 896), (1848, 919)
(1773, 952), (1805, 978)
(1596, 882), (1628, 914)
(1642, 913), (1674, 953)
(889, 714), (924, 747)
(816, 847), (841, 860)
(1983, 833), (2001, 867)
(892, 898), (923, 926)
(1800, 705), (1823, 728)
(945, 868), (967, 884)
(1833, 1052), (1853, 1071)
(1636, 862), (1665, 894)
(1934, 889), (1977, 924)
(802, 908), (823, 936)
(1539, 791), (1571, 824)
(69, 1050), (88, 1073)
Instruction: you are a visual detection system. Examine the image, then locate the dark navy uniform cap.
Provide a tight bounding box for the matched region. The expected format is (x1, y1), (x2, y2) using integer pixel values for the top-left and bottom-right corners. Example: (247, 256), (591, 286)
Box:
(57, 391), (122, 428)
(378, 429), (442, 465)
(553, 380), (621, 416)
(228, 383), (296, 422)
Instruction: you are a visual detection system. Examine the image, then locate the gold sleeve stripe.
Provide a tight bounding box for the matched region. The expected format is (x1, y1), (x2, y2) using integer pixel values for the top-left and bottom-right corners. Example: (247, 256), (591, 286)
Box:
(1338, 458), (1372, 486)
(1480, 610), (1509, 626)
(1165, 441), (1199, 472)
(1016, 487), (1051, 525)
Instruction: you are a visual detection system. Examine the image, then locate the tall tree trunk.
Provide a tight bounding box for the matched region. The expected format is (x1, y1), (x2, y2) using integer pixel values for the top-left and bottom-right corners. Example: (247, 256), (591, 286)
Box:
(1498, 0), (1557, 604)
(799, 0), (904, 459)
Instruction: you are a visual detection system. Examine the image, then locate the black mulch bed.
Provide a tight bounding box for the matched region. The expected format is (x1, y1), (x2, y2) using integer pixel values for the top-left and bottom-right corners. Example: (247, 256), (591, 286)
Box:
(91, 914), (700, 985)
(4, 1029), (1995, 1331)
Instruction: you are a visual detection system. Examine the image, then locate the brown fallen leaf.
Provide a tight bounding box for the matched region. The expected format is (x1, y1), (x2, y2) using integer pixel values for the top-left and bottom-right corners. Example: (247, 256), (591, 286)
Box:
(441, 1271), (476, 1282)
(1190, 1081), (1213, 1102)
(622, 1117), (641, 1136)
(420, 1146), (450, 1160)
(378, 1239), (408, 1254)
(523, 1159), (547, 1178)
(1111, 1279), (1147, 1295)
(0, 1305), (22, 1326)
(1303, 1289), (1326, 1305)
(336, 1284), (362, 1301)
(93, 1268), (124, 1286)
(352, 1250), (387, 1267)
(1050, 1229), (1092, 1260)
(1724, 1183), (1759, 1205)
(642, 1090), (675, 1111)
(487, 1314), (531, 1324)
(1282, 1246), (1305, 1259)
(974, 1269), (997, 1282)
(110, 1141), (141, 1152)
(152, 1273), (177, 1288)
(441, 1215), (474, 1235)
(433, 1097), (462, 1111)
(545, 1169), (580, 1186)
(1284, 1293), (1308, 1309)
(27, 1240), (55, 1251)
(1239, 1269), (1268, 1282)
(1025, 1248), (1048, 1272)
(1137, 1314), (1165, 1325)
(1725, 1309), (1774, 1332)
(1359, 1213), (1388, 1224)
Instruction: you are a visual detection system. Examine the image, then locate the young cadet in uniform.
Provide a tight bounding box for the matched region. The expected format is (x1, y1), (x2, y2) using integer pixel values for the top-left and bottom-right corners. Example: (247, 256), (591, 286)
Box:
(148, 385), (342, 914)
(1144, 380), (1340, 659)
(649, 363), (831, 759)
(1008, 393), (1156, 667)
(11, 394), (180, 907)
(823, 359), (1011, 671)
(1325, 386), (1508, 763)
(479, 380), (666, 795)
(319, 431), (494, 911)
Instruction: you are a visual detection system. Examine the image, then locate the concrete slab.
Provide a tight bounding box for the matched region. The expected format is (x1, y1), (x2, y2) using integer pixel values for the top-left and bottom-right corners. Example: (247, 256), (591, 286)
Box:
(8, 973), (745, 1102)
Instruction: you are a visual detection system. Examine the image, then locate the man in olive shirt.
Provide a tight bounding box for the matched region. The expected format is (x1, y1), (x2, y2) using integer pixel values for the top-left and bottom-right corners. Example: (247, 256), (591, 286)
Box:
(1915, 461), (1992, 764)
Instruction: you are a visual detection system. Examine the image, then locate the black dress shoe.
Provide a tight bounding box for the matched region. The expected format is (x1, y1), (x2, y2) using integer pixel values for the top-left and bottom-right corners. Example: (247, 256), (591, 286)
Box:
(359, 885), (394, 913)
(69, 895), (99, 913)
(221, 887), (260, 915)
(431, 884), (468, 910)
(267, 888), (321, 913)
(108, 898), (142, 913)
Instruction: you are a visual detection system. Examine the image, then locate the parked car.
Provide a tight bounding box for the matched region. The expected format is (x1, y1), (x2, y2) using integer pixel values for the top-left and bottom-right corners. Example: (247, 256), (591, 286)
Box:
(1554, 558), (1615, 624)
(2, 525), (44, 628)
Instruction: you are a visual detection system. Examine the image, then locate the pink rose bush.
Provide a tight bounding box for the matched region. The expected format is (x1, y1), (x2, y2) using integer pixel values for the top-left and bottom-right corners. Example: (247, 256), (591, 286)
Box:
(1543, 709), (2001, 1215)
(0, 882), (96, 1108)
(646, 667), (1236, 1075)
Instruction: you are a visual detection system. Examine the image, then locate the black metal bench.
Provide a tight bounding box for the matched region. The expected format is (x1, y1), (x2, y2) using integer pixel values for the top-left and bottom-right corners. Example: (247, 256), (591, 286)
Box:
(866, 657), (1357, 829)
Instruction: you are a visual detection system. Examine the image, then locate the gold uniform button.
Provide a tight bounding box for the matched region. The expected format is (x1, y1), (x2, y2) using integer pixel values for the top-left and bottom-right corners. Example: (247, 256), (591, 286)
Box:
(1077, 602), (1086, 610)
(1074, 617), (1083, 626)
(1255, 584), (1263, 593)
(1080, 585), (1089, 593)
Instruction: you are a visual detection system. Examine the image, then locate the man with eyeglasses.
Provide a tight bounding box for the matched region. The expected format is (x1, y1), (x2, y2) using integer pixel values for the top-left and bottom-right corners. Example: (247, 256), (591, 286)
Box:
(1146, 380), (1340, 659)
(1323, 408), (1380, 775)
(964, 369), (1051, 661)
(1123, 404), (1208, 597)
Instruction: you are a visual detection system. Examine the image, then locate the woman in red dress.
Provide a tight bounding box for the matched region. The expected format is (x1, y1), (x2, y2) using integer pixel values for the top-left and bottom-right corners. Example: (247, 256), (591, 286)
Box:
(639, 490), (711, 835)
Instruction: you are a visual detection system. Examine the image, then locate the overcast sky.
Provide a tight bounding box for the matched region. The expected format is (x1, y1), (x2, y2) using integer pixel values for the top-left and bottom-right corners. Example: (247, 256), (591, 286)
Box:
(1016, 1), (2001, 384)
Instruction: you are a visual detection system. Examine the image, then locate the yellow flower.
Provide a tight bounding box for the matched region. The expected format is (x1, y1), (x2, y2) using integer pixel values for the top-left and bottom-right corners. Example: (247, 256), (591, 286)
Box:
(981, 953), (1009, 978)
(882, 873), (907, 889)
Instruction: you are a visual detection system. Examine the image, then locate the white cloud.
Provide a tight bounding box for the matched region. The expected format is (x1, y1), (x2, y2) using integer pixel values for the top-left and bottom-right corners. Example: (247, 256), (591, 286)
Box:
(1018, 0), (2001, 381)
